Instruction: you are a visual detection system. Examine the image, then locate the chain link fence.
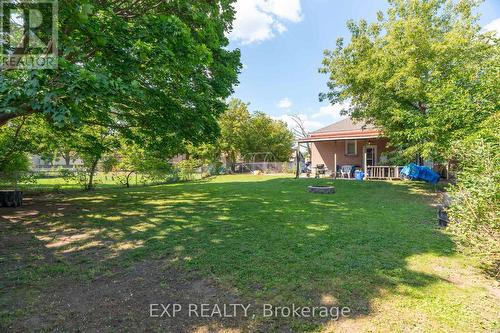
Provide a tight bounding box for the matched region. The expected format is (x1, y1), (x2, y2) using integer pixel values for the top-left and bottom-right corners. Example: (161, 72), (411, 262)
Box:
(233, 162), (295, 174)
(0, 169), (184, 192)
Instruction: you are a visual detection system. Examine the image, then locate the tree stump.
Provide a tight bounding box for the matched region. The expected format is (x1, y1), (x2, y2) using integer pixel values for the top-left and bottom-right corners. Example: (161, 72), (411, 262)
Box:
(0, 190), (23, 207)
(308, 186), (335, 194)
(437, 207), (449, 227)
(437, 192), (451, 227)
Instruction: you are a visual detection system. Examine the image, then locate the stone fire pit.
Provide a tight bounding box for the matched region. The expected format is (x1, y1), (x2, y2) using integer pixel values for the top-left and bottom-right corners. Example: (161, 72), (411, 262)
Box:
(308, 185), (335, 194)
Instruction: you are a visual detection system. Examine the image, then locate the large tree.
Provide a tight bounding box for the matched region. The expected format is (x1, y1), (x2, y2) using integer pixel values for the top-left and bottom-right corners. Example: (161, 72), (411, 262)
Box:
(217, 99), (293, 166)
(217, 99), (251, 170)
(1, 0), (241, 151)
(320, 0), (499, 161)
(240, 112), (294, 162)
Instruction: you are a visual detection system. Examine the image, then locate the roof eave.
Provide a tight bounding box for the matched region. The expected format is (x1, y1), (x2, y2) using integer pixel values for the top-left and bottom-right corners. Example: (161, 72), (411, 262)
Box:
(298, 132), (384, 143)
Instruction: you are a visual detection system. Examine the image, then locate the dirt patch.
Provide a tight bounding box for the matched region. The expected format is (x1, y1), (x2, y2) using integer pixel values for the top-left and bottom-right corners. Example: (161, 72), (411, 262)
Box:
(5, 260), (247, 333)
(1, 198), (250, 333)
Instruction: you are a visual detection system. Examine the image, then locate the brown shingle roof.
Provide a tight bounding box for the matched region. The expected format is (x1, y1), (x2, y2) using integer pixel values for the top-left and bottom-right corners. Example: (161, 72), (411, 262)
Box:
(298, 118), (381, 142)
(312, 118), (376, 134)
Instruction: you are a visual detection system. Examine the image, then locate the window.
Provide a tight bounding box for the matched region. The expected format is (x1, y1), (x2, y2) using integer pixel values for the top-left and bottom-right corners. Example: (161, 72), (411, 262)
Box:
(345, 140), (357, 155)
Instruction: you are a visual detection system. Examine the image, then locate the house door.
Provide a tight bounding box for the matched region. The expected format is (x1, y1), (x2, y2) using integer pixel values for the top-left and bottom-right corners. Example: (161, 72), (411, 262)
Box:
(364, 145), (377, 167)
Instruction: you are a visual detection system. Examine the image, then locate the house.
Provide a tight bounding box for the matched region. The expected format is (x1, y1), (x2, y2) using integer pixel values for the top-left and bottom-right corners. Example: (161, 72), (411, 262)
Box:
(298, 118), (396, 178)
(30, 154), (84, 170)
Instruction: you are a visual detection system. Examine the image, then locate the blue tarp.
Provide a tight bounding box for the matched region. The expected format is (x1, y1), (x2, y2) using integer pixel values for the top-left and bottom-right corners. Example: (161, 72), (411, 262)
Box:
(401, 163), (440, 183)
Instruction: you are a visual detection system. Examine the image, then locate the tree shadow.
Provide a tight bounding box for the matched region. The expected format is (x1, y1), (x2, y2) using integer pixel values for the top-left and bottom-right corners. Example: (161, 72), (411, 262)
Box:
(0, 177), (457, 332)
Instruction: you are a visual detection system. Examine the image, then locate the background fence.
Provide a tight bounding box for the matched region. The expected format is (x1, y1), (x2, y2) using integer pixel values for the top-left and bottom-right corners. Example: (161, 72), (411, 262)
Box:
(0, 161), (295, 193)
(0, 169), (187, 192)
(234, 161), (295, 174)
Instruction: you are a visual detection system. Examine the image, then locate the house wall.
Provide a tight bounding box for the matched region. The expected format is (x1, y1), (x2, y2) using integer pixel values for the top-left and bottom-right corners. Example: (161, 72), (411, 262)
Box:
(169, 154), (186, 164)
(30, 154), (84, 169)
(310, 138), (390, 172)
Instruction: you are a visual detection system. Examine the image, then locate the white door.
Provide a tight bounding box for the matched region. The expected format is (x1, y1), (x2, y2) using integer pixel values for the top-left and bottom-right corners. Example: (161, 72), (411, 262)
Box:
(364, 145), (377, 167)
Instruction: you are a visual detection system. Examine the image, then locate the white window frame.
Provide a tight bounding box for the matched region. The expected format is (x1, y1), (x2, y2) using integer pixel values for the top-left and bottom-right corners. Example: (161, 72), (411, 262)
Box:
(345, 140), (357, 156)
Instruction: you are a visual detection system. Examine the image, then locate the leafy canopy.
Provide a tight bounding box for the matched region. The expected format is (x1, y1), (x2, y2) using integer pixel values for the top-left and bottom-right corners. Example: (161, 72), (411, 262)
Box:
(320, 0), (499, 161)
(1, 0), (241, 152)
(217, 99), (294, 164)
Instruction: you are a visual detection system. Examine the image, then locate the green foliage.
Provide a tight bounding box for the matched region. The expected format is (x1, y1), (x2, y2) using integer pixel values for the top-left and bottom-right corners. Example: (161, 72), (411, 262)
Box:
(448, 114), (500, 277)
(176, 158), (201, 180)
(217, 99), (252, 168)
(0, 153), (30, 174)
(0, 117), (37, 168)
(217, 99), (294, 168)
(65, 125), (119, 190)
(0, 119), (36, 187)
(1, 0), (241, 154)
(184, 142), (219, 165)
(321, 0), (499, 161)
(0, 152), (32, 188)
(240, 112), (294, 162)
(60, 168), (98, 190)
(117, 142), (176, 186)
(208, 161), (224, 176)
(101, 154), (120, 173)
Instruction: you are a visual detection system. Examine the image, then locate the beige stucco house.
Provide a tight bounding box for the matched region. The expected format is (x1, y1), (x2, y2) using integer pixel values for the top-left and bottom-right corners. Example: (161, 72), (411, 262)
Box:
(299, 118), (395, 178)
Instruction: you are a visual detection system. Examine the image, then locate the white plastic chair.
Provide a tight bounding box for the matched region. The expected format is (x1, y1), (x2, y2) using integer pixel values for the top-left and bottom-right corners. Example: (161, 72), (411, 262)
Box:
(341, 165), (353, 178)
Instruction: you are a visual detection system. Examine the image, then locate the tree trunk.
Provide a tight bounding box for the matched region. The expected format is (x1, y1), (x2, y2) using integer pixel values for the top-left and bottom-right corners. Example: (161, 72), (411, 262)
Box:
(229, 152), (237, 173)
(87, 159), (99, 191)
(61, 150), (72, 167)
(125, 171), (134, 188)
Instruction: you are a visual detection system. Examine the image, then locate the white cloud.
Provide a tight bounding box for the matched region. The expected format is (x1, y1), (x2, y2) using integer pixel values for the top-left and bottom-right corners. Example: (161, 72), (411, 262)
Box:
(273, 21), (287, 34)
(277, 97), (293, 109)
(260, 0), (303, 23)
(273, 114), (325, 133)
(483, 17), (500, 37)
(229, 0), (303, 44)
(311, 102), (350, 121)
(272, 102), (351, 133)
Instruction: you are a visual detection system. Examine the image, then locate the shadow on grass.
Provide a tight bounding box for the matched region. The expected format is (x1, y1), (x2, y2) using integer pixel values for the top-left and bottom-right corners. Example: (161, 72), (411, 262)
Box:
(0, 176), (455, 332)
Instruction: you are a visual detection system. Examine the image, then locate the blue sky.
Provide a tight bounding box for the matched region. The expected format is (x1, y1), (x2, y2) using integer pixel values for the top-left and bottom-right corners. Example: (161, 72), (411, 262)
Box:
(227, 0), (500, 131)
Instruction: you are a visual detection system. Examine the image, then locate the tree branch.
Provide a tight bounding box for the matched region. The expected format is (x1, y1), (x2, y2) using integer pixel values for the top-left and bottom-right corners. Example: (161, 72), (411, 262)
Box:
(0, 108), (39, 127)
(0, 116), (27, 165)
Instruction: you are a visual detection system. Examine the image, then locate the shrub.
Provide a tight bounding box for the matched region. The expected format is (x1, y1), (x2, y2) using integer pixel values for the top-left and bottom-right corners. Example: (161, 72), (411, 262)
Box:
(208, 161), (223, 176)
(176, 159), (201, 180)
(101, 154), (120, 173)
(0, 152), (33, 188)
(447, 115), (499, 278)
(61, 167), (101, 190)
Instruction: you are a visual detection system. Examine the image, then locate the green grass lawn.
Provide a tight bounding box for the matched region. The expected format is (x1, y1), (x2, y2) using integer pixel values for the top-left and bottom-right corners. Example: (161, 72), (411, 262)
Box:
(1, 175), (498, 332)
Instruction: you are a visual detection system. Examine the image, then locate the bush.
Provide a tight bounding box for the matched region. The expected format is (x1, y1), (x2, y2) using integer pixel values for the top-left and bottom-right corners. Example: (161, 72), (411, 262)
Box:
(208, 161), (223, 176)
(61, 167), (101, 190)
(0, 152), (33, 188)
(176, 159), (201, 180)
(448, 116), (499, 278)
(101, 154), (120, 173)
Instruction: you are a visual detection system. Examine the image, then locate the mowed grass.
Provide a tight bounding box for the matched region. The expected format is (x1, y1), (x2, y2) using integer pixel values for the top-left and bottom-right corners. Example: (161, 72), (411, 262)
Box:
(1, 175), (498, 332)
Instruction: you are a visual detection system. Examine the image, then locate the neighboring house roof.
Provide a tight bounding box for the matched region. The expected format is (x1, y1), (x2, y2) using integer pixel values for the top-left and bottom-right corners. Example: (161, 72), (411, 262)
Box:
(298, 118), (382, 142)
